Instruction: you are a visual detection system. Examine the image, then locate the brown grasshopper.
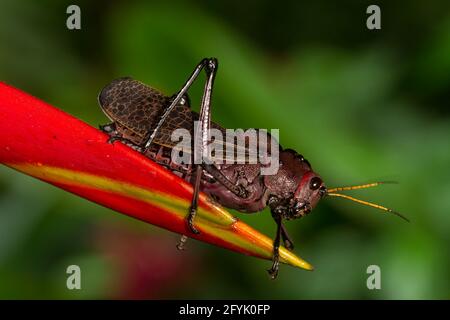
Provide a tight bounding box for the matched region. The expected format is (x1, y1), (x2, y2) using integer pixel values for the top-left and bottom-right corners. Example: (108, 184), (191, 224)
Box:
(98, 58), (407, 279)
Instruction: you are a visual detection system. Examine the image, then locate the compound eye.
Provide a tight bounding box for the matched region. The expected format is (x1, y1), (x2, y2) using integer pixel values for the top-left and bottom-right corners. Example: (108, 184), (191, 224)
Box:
(309, 177), (322, 190)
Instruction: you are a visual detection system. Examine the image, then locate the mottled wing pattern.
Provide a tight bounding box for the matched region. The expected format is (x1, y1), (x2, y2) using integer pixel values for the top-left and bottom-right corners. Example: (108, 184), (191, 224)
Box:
(98, 77), (269, 161)
(98, 77), (194, 147)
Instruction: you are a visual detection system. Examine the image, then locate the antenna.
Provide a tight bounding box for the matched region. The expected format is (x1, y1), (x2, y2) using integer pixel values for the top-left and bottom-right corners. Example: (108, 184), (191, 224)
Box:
(326, 181), (409, 222)
(327, 181), (397, 193)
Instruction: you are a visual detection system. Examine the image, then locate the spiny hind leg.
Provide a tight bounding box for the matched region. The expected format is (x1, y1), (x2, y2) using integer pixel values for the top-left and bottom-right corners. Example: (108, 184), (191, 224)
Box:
(180, 59), (218, 236)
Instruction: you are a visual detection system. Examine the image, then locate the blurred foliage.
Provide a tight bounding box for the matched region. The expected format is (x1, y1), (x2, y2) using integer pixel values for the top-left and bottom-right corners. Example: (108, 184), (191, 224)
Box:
(0, 0), (449, 299)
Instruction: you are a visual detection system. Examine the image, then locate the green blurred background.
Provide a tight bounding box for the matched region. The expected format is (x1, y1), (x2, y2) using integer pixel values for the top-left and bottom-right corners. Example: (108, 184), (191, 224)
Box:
(0, 0), (449, 299)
